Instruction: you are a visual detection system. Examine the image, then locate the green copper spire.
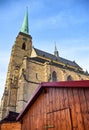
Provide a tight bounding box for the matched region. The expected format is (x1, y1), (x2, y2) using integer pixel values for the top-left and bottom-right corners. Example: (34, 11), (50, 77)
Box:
(20, 8), (29, 34)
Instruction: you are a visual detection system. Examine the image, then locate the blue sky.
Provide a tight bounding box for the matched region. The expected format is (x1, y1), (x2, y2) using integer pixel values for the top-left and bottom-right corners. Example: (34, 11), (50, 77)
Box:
(0, 0), (89, 100)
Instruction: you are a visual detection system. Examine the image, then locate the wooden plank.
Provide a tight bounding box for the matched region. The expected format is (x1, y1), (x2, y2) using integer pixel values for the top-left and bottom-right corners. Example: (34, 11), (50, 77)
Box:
(68, 88), (78, 130)
(56, 110), (61, 130)
(1, 123), (21, 130)
(65, 109), (72, 130)
(54, 87), (59, 111)
(28, 116), (31, 130)
(59, 88), (64, 109)
(39, 115), (42, 130)
(46, 112), (54, 130)
(73, 89), (84, 130)
(43, 113), (46, 130)
(54, 111), (58, 130)
(52, 88), (56, 112)
(43, 88), (47, 114)
(84, 88), (89, 129)
(30, 114), (34, 130)
(60, 109), (67, 130)
(78, 88), (88, 130)
(41, 93), (46, 130)
(43, 89), (47, 129)
(63, 88), (69, 108)
(46, 88), (50, 113)
(49, 88), (54, 113)
(62, 89), (68, 130)
(84, 88), (89, 111)
(57, 88), (61, 110)
(68, 88), (74, 107)
(43, 88), (49, 130)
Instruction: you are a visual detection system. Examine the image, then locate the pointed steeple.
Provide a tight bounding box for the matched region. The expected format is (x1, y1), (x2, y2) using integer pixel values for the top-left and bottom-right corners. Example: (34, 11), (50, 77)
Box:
(20, 7), (29, 34)
(54, 44), (59, 57)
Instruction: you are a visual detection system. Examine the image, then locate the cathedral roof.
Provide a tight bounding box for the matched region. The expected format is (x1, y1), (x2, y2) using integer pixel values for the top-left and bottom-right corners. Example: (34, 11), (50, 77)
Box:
(31, 48), (82, 70)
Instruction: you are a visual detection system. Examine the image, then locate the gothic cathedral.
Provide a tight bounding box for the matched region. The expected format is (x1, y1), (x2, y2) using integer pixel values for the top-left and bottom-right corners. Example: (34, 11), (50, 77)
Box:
(0, 9), (89, 120)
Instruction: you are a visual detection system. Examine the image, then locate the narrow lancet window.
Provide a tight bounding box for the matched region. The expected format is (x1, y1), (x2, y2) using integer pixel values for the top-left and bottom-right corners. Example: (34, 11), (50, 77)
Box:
(52, 71), (57, 81)
(67, 75), (73, 81)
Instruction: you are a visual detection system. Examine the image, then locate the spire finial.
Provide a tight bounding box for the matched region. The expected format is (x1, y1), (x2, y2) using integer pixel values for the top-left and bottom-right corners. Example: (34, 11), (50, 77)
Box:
(54, 42), (59, 57)
(20, 7), (29, 34)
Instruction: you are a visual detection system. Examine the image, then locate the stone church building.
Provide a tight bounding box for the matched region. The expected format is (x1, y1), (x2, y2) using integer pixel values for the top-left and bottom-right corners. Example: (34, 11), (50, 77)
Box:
(0, 9), (89, 120)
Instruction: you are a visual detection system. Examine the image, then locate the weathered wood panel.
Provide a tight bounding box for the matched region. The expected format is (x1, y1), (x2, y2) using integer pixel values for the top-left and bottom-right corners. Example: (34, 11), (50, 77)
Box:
(21, 87), (89, 130)
(0, 122), (21, 130)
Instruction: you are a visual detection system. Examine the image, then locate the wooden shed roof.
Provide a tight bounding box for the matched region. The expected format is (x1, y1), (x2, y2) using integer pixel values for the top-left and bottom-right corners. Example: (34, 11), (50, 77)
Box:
(17, 80), (89, 121)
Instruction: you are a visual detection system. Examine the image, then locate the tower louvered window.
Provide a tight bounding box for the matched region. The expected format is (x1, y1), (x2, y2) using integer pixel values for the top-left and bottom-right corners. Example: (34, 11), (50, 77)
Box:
(22, 42), (26, 50)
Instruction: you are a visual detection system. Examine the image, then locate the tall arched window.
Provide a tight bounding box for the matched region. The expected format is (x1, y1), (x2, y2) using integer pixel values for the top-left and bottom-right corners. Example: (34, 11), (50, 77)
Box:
(52, 71), (57, 81)
(22, 42), (26, 50)
(67, 75), (73, 81)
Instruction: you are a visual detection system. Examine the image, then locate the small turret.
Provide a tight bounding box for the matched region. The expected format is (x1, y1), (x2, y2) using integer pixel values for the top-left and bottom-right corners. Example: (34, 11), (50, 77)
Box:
(54, 44), (59, 57)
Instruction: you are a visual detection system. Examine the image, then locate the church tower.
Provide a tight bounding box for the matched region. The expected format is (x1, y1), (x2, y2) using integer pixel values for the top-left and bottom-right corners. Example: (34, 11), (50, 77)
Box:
(0, 9), (32, 119)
